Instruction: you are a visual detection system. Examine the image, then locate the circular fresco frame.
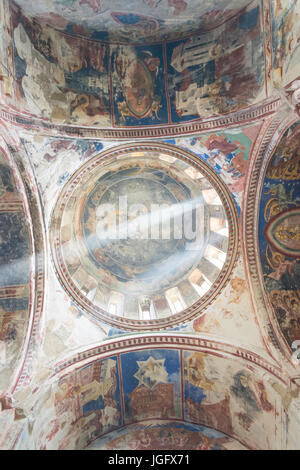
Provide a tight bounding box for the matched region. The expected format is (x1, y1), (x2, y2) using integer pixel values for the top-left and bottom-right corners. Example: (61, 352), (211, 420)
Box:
(50, 142), (239, 331)
(264, 207), (300, 259)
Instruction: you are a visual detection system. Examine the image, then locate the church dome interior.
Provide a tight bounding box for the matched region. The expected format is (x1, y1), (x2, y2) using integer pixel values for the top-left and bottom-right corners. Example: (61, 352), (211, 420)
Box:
(0, 0), (299, 451)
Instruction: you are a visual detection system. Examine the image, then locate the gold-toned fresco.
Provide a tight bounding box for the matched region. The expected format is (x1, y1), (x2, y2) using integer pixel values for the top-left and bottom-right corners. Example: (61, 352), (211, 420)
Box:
(87, 420), (248, 450)
(265, 208), (300, 258)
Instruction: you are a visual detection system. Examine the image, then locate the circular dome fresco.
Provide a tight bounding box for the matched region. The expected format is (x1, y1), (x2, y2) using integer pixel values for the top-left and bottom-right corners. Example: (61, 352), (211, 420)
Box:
(50, 143), (239, 330)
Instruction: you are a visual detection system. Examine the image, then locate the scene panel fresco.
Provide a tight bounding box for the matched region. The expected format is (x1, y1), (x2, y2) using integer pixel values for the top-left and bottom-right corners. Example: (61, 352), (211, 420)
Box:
(183, 350), (278, 449)
(2, 0), (270, 129)
(87, 420), (248, 450)
(166, 1), (265, 122)
(120, 349), (182, 424)
(111, 44), (169, 127)
(0, 149), (31, 391)
(11, 11), (111, 126)
(258, 122), (300, 350)
(24, 348), (282, 450)
(53, 356), (122, 449)
(171, 124), (258, 212)
(183, 350), (233, 436)
(270, 0), (300, 85)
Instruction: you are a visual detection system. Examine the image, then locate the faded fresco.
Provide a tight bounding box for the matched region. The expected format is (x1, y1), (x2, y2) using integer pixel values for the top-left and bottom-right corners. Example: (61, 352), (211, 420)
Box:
(22, 125), (258, 219)
(0, 0), (268, 127)
(11, 0), (252, 43)
(0, 1), (14, 102)
(183, 351), (282, 450)
(87, 420), (247, 450)
(31, 356), (122, 450)
(121, 349), (182, 422)
(0, 0), (300, 453)
(166, 2), (265, 121)
(271, 0), (300, 85)
(173, 123), (261, 211)
(259, 122), (300, 350)
(11, 12), (111, 126)
(14, 348), (283, 450)
(50, 145), (235, 327)
(111, 44), (168, 126)
(20, 126), (266, 350)
(0, 149), (31, 392)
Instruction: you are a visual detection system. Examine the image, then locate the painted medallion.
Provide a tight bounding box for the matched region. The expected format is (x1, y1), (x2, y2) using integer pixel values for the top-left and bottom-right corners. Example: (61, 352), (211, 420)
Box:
(264, 208), (300, 258)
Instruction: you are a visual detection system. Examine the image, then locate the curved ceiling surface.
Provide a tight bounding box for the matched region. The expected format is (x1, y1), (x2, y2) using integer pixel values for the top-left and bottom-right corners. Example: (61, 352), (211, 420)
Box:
(1, 0), (268, 132)
(0, 0), (299, 454)
(258, 121), (300, 351)
(23, 343), (283, 450)
(86, 420), (248, 450)
(50, 143), (239, 330)
(0, 147), (32, 391)
(11, 0), (252, 43)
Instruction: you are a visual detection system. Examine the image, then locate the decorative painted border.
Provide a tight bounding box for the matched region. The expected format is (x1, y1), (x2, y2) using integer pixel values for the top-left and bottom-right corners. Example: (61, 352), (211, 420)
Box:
(0, 98), (279, 141)
(52, 334), (287, 384)
(49, 142), (240, 331)
(242, 113), (300, 367)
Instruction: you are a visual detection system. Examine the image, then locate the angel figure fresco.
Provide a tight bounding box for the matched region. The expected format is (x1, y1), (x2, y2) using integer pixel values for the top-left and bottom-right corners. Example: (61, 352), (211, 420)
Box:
(265, 246), (296, 282)
(231, 371), (273, 430)
(269, 289), (300, 345)
(264, 184), (298, 221)
(184, 352), (214, 390)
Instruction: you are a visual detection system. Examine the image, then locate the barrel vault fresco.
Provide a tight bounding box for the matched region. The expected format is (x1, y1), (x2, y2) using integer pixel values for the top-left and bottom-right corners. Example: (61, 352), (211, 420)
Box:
(13, 345), (286, 450)
(0, 146), (31, 392)
(10, 0), (254, 43)
(0, 0), (299, 453)
(0, 0), (267, 128)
